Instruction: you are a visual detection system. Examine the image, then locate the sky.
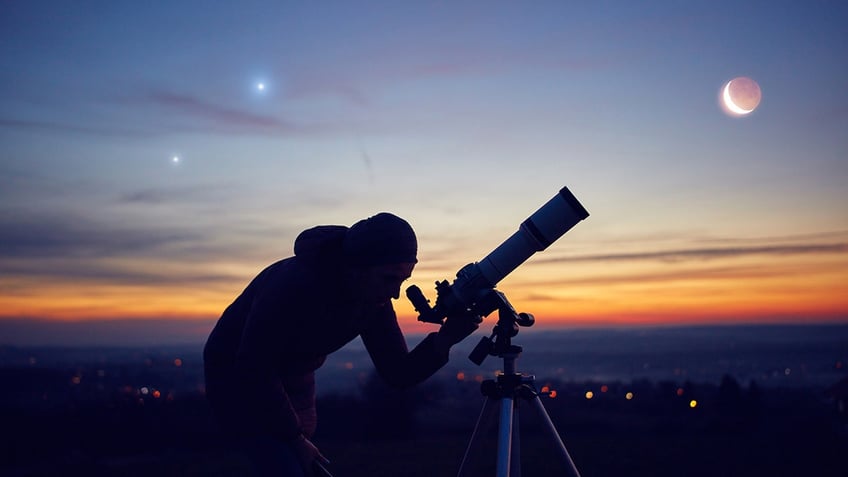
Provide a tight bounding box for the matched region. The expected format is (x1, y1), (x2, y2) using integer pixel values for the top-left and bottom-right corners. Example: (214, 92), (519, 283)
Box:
(1, 1), (847, 345)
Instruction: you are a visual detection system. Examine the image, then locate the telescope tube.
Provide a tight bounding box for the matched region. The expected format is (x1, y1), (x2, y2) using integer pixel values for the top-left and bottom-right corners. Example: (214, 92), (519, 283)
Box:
(407, 185), (590, 323)
(475, 186), (589, 288)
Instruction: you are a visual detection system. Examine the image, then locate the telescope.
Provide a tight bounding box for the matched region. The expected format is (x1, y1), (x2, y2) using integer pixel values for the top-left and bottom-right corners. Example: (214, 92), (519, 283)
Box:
(406, 186), (589, 325)
(407, 186), (589, 476)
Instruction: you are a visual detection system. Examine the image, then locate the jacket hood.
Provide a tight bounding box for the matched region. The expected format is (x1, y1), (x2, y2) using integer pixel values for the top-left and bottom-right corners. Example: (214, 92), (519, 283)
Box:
(293, 225), (348, 264)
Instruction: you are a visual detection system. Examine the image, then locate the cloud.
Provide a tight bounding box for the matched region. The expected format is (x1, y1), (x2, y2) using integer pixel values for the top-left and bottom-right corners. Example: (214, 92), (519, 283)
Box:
(0, 209), (198, 260)
(0, 117), (155, 138)
(0, 205), (227, 287)
(284, 47), (613, 105)
(143, 90), (289, 130)
(0, 187), (305, 287)
(536, 242), (847, 264)
(0, 318), (212, 347)
(1, 259), (238, 289)
(117, 183), (237, 206)
(1, 88), (333, 138)
(523, 264), (814, 289)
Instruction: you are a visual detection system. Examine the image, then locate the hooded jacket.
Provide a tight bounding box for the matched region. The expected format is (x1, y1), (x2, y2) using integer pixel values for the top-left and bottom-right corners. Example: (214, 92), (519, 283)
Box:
(203, 225), (448, 442)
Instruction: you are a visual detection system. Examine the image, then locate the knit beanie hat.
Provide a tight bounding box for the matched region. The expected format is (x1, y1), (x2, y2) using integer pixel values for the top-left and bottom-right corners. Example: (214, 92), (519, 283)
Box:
(343, 212), (418, 265)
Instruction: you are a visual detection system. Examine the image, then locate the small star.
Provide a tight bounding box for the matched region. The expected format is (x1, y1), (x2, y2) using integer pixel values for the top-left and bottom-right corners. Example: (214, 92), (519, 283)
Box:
(257, 82), (266, 92)
(172, 156), (180, 164)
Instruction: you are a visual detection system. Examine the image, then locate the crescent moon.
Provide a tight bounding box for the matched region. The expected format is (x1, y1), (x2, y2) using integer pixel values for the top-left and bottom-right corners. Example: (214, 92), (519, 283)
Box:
(723, 80), (753, 115)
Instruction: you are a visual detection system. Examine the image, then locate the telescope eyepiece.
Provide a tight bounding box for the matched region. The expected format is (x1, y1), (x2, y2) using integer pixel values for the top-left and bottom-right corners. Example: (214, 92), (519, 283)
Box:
(405, 284), (430, 312)
(406, 284), (445, 324)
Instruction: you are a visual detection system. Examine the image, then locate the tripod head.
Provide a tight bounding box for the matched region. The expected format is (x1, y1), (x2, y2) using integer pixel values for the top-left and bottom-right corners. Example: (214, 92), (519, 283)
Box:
(456, 290), (585, 477)
(467, 288), (535, 366)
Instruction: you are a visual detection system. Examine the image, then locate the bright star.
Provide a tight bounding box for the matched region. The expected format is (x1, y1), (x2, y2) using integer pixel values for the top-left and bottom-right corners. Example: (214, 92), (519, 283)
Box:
(256, 82), (266, 92)
(172, 156), (180, 164)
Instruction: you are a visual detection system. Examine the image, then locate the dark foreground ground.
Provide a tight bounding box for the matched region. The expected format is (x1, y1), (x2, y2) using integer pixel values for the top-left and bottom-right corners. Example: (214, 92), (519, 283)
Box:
(2, 368), (846, 477)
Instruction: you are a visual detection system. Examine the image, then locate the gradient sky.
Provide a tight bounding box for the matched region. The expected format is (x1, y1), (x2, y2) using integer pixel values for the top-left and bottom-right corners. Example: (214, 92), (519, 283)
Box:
(1, 1), (846, 345)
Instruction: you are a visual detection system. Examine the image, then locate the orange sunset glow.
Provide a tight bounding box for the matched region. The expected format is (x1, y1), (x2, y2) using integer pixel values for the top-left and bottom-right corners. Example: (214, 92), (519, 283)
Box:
(3, 226), (845, 339)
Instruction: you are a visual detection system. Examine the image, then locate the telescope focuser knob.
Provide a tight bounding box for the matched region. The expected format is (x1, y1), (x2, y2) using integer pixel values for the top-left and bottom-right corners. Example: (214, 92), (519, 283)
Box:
(517, 312), (535, 327)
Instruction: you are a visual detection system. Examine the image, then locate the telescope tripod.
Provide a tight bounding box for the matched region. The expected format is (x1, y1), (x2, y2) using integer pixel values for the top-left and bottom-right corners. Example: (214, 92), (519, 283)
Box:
(457, 293), (581, 477)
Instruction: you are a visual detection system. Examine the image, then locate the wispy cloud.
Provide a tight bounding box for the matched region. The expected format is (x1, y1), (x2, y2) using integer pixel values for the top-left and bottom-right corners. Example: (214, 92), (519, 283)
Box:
(1, 87), (335, 138)
(143, 90), (289, 130)
(536, 242), (847, 264)
(0, 318), (211, 346)
(284, 46), (616, 105)
(0, 210), (248, 288)
(0, 117), (156, 138)
(523, 263), (822, 289)
(0, 259), (238, 289)
(0, 209), (198, 259)
(0, 188), (303, 287)
(117, 183), (236, 206)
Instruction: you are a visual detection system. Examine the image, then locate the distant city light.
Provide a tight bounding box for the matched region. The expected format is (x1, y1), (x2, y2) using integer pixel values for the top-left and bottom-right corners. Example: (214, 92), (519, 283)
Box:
(140, 386), (149, 395)
(71, 376), (81, 385)
(676, 387), (685, 396)
(152, 390), (161, 399)
(600, 384), (609, 393)
(174, 358), (183, 367)
(784, 368), (791, 376)
(456, 371), (466, 381)
(625, 392), (634, 400)
(344, 362), (354, 370)
(689, 400), (698, 408)
(585, 391), (594, 400)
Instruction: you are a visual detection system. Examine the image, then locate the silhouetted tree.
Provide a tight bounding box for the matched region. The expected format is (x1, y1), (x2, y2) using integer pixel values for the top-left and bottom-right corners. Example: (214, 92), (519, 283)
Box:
(744, 379), (762, 426)
(717, 374), (742, 414)
(717, 374), (753, 432)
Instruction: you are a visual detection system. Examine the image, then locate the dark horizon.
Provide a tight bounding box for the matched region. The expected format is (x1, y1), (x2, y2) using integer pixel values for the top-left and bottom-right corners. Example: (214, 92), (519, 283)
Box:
(4, 323), (846, 394)
(2, 316), (847, 348)
(2, 324), (846, 477)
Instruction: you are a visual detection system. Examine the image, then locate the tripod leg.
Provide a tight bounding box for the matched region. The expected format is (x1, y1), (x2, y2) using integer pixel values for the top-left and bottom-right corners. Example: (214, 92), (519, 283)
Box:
(528, 394), (582, 477)
(511, 401), (521, 477)
(496, 397), (514, 477)
(458, 396), (498, 477)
